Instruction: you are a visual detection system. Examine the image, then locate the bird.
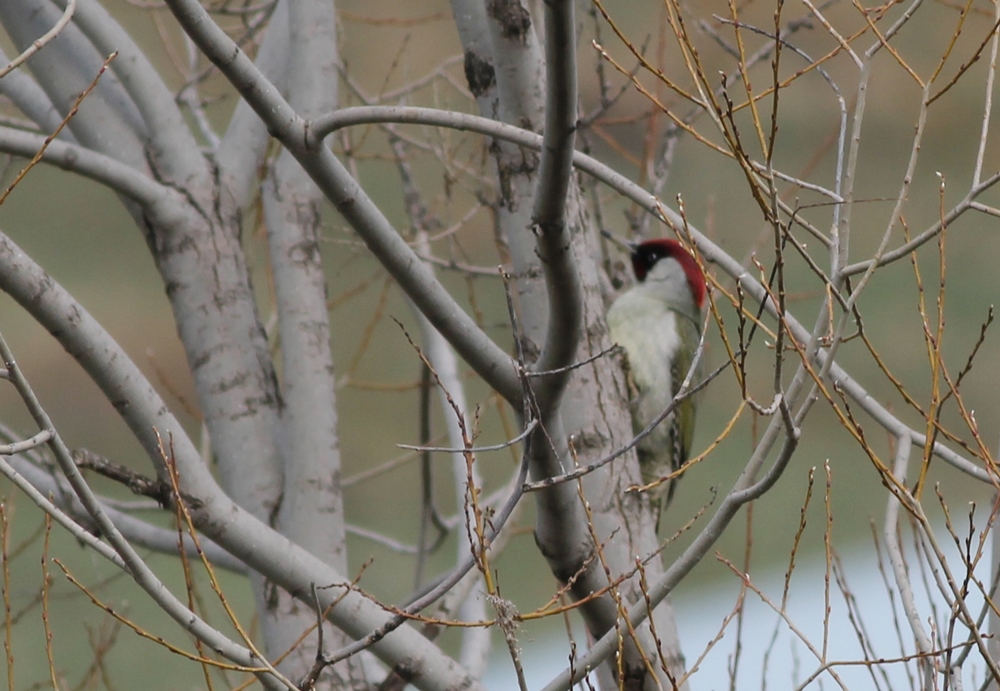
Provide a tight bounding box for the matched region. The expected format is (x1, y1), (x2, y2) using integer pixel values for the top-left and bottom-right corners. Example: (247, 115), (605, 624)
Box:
(605, 235), (707, 527)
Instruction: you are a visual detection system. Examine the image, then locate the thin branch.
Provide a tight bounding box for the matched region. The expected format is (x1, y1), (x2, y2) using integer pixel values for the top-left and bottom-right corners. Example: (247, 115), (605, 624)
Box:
(398, 419), (537, 454)
(0, 0), (76, 78)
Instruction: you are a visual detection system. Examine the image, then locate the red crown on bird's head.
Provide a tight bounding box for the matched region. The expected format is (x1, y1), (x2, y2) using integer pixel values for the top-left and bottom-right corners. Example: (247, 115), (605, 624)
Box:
(630, 239), (707, 308)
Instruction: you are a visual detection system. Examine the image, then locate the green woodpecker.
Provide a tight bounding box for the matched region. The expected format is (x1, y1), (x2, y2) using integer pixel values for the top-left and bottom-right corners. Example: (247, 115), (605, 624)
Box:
(606, 237), (706, 526)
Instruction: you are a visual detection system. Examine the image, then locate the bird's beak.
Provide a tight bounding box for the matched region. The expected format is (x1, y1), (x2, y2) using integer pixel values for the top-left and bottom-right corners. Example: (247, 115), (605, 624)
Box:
(600, 230), (637, 255)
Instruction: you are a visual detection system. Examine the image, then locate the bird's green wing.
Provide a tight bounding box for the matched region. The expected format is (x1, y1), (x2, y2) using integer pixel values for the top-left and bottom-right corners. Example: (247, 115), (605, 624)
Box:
(668, 314), (701, 480)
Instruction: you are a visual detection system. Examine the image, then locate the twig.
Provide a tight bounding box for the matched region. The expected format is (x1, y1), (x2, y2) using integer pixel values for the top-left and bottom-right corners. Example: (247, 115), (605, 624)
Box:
(0, 51), (117, 205)
(0, 0), (77, 78)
